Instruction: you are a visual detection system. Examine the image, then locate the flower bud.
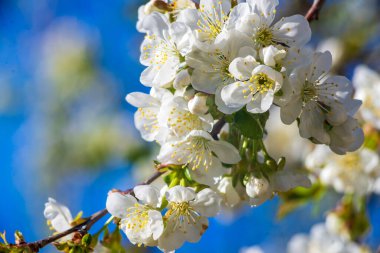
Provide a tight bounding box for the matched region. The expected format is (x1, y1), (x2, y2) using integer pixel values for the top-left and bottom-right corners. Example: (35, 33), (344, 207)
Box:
(246, 176), (270, 199)
(188, 93), (209, 115)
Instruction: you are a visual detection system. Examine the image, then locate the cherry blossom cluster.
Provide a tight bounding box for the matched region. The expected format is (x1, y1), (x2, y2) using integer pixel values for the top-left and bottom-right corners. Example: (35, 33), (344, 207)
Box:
(106, 0), (365, 251)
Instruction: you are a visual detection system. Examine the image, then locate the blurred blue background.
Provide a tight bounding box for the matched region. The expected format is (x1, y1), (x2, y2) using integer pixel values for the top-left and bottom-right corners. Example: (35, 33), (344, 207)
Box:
(0, 0), (379, 252)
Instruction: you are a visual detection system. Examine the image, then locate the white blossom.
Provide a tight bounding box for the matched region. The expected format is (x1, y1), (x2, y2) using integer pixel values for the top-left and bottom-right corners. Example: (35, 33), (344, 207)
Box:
(158, 96), (214, 141)
(158, 130), (241, 185)
(177, 0), (232, 51)
(220, 58), (283, 114)
(44, 198), (74, 241)
(158, 186), (221, 252)
(186, 29), (254, 94)
(140, 12), (192, 88)
(106, 186), (164, 246)
(126, 88), (173, 143)
(280, 51), (363, 154)
(229, 0), (311, 49)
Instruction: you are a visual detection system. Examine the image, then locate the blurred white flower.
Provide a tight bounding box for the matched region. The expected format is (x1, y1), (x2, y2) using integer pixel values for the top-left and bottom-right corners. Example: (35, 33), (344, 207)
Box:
(353, 65), (380, 129)
(287, 223), (371, 253)
(264, 108), (312, 166)
(316, 37), (344, 70)
(247, 168), (311, 206)
(240, 246), (265, 253)
(306, 146), (380, 196)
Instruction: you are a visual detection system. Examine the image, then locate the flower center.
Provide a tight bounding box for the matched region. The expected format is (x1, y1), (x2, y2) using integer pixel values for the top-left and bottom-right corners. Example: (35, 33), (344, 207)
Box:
(301, 81), (318, 104)
(166, 201), (199, 228)
(142, 35), (180, 67)
(301, 81), (332, 113)
(197, 2), (228, 40)
(254, 27), (273, 47)
(186, 137), (213, 170)
(338, 153), (360, 171)
(125, 204), (149, 232)
(242, 73), (275, 98)
(138, 108), (159, 133)
(210, 53), (234, 85)
(167, 108), (203, 136)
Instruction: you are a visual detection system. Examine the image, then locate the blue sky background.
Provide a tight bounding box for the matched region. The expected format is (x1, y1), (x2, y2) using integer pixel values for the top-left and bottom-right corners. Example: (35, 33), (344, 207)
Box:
(0, 0), (379, 252)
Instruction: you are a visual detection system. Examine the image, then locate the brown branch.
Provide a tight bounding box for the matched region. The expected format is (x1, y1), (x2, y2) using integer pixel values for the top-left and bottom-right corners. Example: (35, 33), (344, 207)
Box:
(9, 120), (226, 252)
(211, 118), (226, 140)
(9, 209), (108, 252)
(10, 171), (164, 252)
(305, 0), (326, 22)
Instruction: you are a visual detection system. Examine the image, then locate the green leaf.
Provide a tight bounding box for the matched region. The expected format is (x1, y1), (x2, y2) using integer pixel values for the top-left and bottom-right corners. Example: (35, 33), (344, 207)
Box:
(81, 234), (92, 247)
(0, 231), (8, 245)
(277, 182), (326, 219)
(233, 110), (264, 139)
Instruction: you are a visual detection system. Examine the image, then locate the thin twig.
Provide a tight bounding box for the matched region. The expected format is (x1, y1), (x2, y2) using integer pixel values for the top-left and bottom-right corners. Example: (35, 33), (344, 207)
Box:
(211, 118), (226, 140)
(10, 171), (163, 252)
(305, 0), (326, 22)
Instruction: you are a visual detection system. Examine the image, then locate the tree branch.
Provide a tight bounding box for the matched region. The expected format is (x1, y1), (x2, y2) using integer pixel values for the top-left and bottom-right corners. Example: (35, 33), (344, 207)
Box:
(211, 118), (226, 140)
(9, 119), (226, 252)
(10, 171), (164, 252)
(305, 0), (326, 22)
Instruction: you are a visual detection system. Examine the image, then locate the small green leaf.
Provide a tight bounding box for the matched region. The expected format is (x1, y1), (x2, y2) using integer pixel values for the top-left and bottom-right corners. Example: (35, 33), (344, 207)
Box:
(0, 231), (8, 245)
(81, 234), (92, 247)
(233, 110), (264, 139)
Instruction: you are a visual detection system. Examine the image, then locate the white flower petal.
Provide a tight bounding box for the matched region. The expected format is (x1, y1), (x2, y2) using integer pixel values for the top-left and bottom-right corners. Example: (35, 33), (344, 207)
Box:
(221, 82), (251, 110)
(192, 188), (221, 217)
(44, 198), (73, 233)
(248, 0), (279, 26)
(189, 156), (224, 186)
(166, 185), (196, 203)
(126, 92), (159, 108)
(229, 56), (258, 80)
(106, 192), (137, 219)
(209, 140), (241, 164)
(272, 15), (311, 47)
(148, 210), (164, 240)
(246, 91), (274, 113)
(134, 185), (161, 208)
(142, 12), (169, 37)
(280, 96), (302, 124)
(307, 51), (332, 83)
